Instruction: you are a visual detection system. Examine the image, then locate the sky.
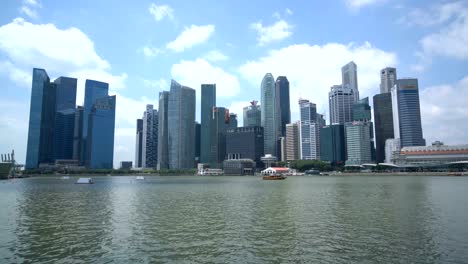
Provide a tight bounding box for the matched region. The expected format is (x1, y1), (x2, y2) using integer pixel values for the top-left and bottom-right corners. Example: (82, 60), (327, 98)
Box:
(0, 0), (467, 167)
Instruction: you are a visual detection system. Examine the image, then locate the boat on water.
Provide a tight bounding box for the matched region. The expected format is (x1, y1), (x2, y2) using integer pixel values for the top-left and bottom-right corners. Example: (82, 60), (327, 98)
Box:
(0, 163), (13, 180)
(61, 176), (70, 180)
(447, 172), (464, 176)
(136, 176), (145, 180)
(263, 175), (286, 180)
(76, 178), (94, 184)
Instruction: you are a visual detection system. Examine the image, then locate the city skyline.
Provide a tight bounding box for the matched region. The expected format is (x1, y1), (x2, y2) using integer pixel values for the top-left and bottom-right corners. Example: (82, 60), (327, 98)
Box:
(1, 0), (468, 167)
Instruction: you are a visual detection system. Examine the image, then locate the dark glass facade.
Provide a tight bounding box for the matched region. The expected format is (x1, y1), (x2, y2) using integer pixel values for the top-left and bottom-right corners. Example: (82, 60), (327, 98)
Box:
(320, 124), (346, 164)
(276, 76), (290, 137)
(157, 91), (170, 170)
(209, 107), (230, 168)
(81, 79), (109, 165)
(200, 84), (216, 164)
(397, 79), (426, 147)
(135, 118), (143, 168)
(86, 95), (116, 169)
(352, 97), (371, 121)
(73, 106), (84, 161)
(226, 126), (264, 167)
(53, 77), (77, 160)
(373, 93), (394, 163)
(229, 113), (238, 129)
(195, 122), (201, 163)
(243, 102), (261, 127)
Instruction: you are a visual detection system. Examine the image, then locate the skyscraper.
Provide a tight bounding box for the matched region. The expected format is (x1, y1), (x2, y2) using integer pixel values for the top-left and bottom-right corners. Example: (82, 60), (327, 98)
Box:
(142, 105), (158, 168)
(261, 73), (278, 156)
(53, 77), (77, 161)
(26, 68), (55, 168)
(276, 76), (290, 137)
(135, 118), (143, 168)
(380, 67), (397, 94)
(345, 97), (373, 165)
(243, 101), (261, 127)
(226, 126), (264, 167)
(73, 106), (84, 161)
(168, 80), (196, 169)
(195, 122), (201, 164)
(209, 107), (230, 168)
(329, 84), (354, 125)
(285, 122), (300, 161)
(341, 61), (359, 102)
(229, 113), (238, 129)
(81, 79), (109, 165)
(394, 78), (426, 147)
(200, 84), (216, 164)
(320, 124), (346, 164)
(157, 91), (170, 170)
(86, 95), (116, 169)
(299, 99), (320, 160)
(373, 93), (394, 163)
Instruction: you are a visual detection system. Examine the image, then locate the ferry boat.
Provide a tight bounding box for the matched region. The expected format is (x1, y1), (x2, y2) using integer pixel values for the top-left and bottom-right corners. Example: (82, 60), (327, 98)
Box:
(76, 178), (94, 184)
(262, 175), (286, 180)
(136, 176), (145, 180)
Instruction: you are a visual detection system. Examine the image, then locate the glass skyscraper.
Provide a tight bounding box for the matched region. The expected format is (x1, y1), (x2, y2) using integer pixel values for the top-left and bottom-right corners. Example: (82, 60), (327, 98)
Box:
(243, 101), (261, 127)
(285, 122), (300, 161)
(168, 80), (196, 169)
(328, 84), (354, 125)
(299, 99), (320, 160)
(261, 73), (278, 156)
(135, 118), (143, 168)
(53, 77), (77, 160)
(276, 76), (290, 137)
(380, 67), (397, 94)
(157, 91), (170, 170)
(200, 84), (216, 164)
(341, 61), (359, 102)
(209, 107), (230, 168)
(320, 124), (346, 164)
(142, 104), (158, 168)
(26, 68), (55, 168)
(73, 106), (84, 161)
(373, 93), (394, 163)
(81, 79), (109, 165)
(86, 95), (116, 169)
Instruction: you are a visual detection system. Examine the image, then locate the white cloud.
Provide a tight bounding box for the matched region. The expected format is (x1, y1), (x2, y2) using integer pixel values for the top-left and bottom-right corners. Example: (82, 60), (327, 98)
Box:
(250, 20), (293, 46)
(203, 50), (229, 62)
(148, 3), (174, 21)
(141, 45), (163, 57)
(420, 76), (468, 145)
(399, 1), (465, 27)
(24, 0), (41, 7)
(143, 78), (169, 90)
(238, 42), (397, 121)
(345, 0), (385, 9)
(285, 8), (293, 15)
(171, 58), (241, 97)
(20, 6), (38, 19)
(166, 24), (215, 52)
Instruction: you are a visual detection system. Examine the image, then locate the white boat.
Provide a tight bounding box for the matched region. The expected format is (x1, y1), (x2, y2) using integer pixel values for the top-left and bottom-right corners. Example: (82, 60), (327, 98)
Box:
(76, 178), (93, 184)
(61, 176), (70, 180)
(136, 176), (145, 180)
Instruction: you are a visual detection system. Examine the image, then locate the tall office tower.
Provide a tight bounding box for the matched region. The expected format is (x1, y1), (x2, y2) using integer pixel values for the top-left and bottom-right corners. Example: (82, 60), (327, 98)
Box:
(26, 68), (56, 168)
(341, 61), (359, 102)
(157, 91), (170, 170)
(276, 76), (290, 137)
(53, 77), (77, 160)
(135, 118), (143, 168)
(261, 73), (278, 156)
(299, 99), (320, 160)
(329, 85), (354, 125)
(320, 124), (346, 164)
(373, 93), (394, 163)
(317, 113), (326, 128)
(81, 79), (109, 165)
(200, 84), (216, 163)
(353, 97), (371, 121)
(86, 95), (116, 169)
(226, 126), (264, 166)
(345, 121), (372, 165)
(380, 67), (397, 94)
(394, 79), (426, 147)
(243, 100), (261, 127)
(142, 105), (158, 168)
(168, 80), (196, 169)
(229, 113), (238, 129)
(195, 122), (201, 164)
(209, 107), (230, 168)
(285, 122), (300, 161)
(73, 106), (84, 161)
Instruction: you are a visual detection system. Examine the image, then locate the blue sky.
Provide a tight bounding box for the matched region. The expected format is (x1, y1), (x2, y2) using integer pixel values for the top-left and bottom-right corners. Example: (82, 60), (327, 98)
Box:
(1, 0), (467, 167)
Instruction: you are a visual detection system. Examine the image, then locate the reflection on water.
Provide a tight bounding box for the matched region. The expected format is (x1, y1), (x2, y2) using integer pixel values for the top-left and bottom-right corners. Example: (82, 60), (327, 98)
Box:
(0, 176), (467, 263)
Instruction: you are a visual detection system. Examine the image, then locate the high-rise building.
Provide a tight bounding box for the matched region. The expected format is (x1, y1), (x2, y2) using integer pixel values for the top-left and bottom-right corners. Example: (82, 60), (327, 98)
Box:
(200, 84), (216, 164)
(285, 122), (300, 161)
(320, 124), (346, 164)
(157, 91), (170, 170)
(380, 67), (397, 94)
(135, 118), (143, 168)
(341, 61), (359, 102)
(353, 97), (371, 122)
(81, 79), (109, 165)
(73, 106), (84, 161)
(86, 95), (116, 169)
(26, 68), (56, 168)
(276, 76), (290, 137)
(261, 73), (278, 156)
(317, 113), (326, 128)
(229, 113), (238, 129)
(226, 126), (264, 167)
(168, 80), (196, 169)
(53, 77), (77, 161)
(328, 84), (354, 125)
(195, 122), (201, 164)
(345, 121), (372, 165)
(373, 93), (394, 163)
(394, 79), (426, 147)
(142, 105), (158, 168)
(209, 107), (230, 168)
(299, 99), (320, 160)
(243, 101), (261, 127)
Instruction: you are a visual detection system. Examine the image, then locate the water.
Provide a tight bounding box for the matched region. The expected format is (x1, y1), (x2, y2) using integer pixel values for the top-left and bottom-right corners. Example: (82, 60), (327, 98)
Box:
(0, 176), (467, 263)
